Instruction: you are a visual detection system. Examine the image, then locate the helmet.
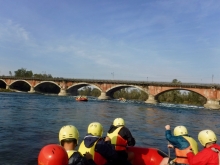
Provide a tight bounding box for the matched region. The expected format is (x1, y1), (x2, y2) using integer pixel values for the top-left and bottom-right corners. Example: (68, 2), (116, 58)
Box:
(87, 122), (103, 137)
(198, 130), (217, 146)
(38, 144), (68, 165)
(173, 126), (188, 136)
(59, 125), (79, 144)
(113, 118), (125, 126)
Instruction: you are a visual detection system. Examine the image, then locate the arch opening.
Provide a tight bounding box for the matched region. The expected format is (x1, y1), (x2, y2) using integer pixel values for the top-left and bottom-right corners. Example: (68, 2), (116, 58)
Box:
(10, 81), (30, 92)
(68, 84), (101, 97)
(35, 82), (60, 94)
(156, 89), (207, 106)
(0, 80), (6, 89)
(108, 86), (148, 101)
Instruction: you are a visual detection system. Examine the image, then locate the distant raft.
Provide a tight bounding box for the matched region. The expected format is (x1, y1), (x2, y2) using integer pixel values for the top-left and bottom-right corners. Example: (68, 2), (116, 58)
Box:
(76, 96), (88, 101)
(118, 97), (126, 102)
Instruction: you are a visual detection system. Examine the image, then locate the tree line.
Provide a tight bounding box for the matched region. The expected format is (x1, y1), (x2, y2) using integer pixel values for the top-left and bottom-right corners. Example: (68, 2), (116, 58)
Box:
(9, 68), (53, 78)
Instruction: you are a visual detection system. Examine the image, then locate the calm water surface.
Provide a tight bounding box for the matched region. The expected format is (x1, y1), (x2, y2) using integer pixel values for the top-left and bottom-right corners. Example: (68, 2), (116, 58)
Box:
(0, 92), (220, 165)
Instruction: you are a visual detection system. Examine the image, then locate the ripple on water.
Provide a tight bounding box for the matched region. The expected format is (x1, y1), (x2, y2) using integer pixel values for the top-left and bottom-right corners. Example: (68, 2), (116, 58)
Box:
(0, 93), (220, 164)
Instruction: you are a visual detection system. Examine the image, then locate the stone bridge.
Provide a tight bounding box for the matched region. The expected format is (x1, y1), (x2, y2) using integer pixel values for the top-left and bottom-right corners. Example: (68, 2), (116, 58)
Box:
(0, 76), (220, 109)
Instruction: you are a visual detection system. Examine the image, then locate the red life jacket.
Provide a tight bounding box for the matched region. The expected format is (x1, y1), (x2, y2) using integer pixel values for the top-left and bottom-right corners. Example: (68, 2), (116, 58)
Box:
(107, 126), (127, 151)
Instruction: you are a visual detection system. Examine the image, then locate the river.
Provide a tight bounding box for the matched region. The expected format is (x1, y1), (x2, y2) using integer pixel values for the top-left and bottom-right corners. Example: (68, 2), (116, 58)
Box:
(0, 92), (220, 165)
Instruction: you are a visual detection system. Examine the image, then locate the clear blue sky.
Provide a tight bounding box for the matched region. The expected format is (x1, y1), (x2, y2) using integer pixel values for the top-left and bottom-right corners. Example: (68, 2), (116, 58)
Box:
(0, 0), (220, 83)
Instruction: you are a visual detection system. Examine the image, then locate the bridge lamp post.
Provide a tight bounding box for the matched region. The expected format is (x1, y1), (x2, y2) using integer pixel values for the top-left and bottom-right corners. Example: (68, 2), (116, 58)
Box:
(111, 72), (114, 80)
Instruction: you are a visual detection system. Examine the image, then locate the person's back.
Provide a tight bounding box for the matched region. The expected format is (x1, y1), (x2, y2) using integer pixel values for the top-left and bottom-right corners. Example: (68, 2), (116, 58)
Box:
(186, 129), (220, 165)
(107, 118), (135, 165)
(78, 122), (117, 165)
(165, 125), (198, 165)
(59, 125), (96, 165)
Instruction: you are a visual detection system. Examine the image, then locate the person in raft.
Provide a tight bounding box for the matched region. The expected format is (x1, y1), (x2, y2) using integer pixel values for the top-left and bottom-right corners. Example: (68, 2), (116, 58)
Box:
(78, 122), (118, 165)
(165, 125), (198, 165)
(186, 129), (220, 165)
(59, 125), (96, 165)
(38, 144), (68, 165)
(106, 118), (135, 165)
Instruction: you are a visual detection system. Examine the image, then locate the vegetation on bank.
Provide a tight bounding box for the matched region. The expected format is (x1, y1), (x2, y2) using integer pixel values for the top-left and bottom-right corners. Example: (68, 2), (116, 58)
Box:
(0, 88), (13, 92)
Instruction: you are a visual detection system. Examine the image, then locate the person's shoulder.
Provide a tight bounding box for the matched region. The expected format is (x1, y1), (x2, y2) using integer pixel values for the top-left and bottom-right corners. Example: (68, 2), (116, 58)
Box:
(69, 151), (83, 165)
(121, 126), (130, 131)
(72, 151), (83, 158)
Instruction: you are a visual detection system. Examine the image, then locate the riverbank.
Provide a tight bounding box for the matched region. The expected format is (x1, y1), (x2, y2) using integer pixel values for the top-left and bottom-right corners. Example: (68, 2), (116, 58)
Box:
(0, 88), (13, 92)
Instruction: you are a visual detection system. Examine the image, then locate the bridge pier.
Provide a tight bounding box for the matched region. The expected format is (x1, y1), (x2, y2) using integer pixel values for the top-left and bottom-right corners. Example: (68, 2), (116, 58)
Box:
(145, 95), (157, 104)
(28, 86), (35, 93)
(58, 88), (67, 96)
(98, 92), (110, 100)
(204, 99), (220, 110)
(6, 85), (9, 90)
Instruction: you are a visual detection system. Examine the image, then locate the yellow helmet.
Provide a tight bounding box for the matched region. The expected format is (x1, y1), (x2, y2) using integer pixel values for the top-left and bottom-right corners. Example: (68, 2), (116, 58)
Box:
(173, 126), (188, 136)
(113, 118), (125, 126)
(87, 122), (103, 137)
(198, 130), (217, 146)
(59, 125), (79, 144)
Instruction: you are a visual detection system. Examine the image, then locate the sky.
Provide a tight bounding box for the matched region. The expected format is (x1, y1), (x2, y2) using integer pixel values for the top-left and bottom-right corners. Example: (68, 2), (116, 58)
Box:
(0, 0), (220, 83)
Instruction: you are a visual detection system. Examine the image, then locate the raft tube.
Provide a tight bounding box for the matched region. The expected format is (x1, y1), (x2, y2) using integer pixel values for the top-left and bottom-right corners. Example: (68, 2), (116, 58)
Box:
(127, 146), (169, 165)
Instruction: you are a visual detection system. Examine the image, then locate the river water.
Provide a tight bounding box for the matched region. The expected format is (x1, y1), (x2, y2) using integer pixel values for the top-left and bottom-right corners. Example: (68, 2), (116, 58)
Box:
(0, 92), (220, 165)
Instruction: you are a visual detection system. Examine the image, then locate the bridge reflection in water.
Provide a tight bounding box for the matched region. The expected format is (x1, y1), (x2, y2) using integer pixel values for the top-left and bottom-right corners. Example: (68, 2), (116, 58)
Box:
(0, 76), (220, 109)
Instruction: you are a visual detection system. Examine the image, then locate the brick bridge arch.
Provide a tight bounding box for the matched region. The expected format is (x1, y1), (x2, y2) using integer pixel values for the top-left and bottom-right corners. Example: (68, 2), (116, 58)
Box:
(67, 82), (102, 95)
(1, 76), (220, 109)
(9, 80), (32, 87)
(148, 86), (216, 100)
(105, 84), (148, 98)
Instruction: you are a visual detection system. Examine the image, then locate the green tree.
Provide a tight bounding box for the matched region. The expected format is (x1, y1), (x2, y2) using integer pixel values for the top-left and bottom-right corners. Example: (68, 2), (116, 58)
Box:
(14, 68), (33, 77)
(9, 71), (12, 76)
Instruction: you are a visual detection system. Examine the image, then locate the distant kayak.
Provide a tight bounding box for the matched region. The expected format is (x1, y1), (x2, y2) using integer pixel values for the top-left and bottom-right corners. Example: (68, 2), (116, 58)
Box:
(76, 96), (88, 101)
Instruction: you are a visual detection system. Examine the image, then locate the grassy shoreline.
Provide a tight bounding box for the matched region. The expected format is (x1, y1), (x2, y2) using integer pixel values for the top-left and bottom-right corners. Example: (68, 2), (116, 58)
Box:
(0, 88), (13, 92)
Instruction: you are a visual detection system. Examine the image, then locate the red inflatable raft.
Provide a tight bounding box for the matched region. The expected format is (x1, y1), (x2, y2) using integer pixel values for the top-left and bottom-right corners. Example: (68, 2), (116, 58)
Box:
(127, 146), (169, 165)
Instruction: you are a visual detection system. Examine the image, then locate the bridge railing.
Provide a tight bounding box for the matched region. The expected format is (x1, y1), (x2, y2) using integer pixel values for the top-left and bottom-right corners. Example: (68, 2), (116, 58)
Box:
(0, 76), (220, 88)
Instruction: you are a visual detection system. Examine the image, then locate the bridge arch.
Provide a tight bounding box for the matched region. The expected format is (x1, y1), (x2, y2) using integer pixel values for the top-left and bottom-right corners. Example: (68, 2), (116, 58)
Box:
(9, 80), (32, 87)
(152, 87), (208, 100)
(106, 84), (148, 98)
(9, 80), (32, 92)
(67, 82), (102, 96)
(67, 82), (102, 91)
(34, 81), (61, 94)
(34, 81), (60, 88)
(0, 79), (7, 88)
(155, 88), (207, 101)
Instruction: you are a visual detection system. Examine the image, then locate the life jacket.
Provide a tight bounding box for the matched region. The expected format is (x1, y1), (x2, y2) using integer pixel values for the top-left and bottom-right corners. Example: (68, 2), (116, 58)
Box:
(174, 136), (198, 164)
(107, 126), (127, 151)
(211, 148), (220, 165)
(78, 139), (107, 165)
